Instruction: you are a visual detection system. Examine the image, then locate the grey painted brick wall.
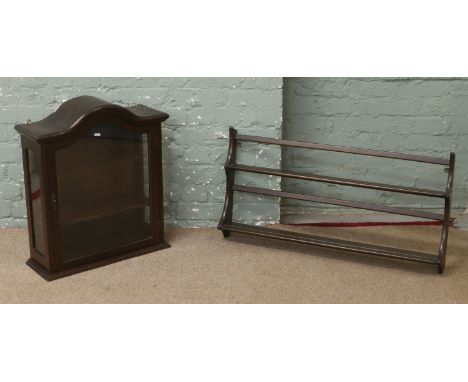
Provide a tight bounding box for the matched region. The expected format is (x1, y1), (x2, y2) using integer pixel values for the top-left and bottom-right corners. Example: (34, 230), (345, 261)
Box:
(281, 78), (468, 220)
(3, 77), (466, 229)
(0, 77), (283, 228)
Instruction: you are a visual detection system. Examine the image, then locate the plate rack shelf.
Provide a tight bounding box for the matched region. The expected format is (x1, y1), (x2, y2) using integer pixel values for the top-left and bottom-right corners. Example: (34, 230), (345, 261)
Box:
(218, 127), (455, 274)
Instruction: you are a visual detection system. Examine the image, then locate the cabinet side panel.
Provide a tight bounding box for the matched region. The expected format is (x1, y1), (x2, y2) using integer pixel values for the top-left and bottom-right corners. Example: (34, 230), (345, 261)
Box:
(21, 136), (50, 270)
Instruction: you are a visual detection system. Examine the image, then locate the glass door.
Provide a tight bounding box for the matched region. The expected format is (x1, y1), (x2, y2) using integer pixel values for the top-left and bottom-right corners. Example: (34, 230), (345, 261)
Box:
(54, 123), (151, 262)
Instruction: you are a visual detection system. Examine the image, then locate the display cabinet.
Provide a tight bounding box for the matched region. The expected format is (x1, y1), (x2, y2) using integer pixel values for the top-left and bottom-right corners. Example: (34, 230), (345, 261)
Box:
(15, 96), (170, 280)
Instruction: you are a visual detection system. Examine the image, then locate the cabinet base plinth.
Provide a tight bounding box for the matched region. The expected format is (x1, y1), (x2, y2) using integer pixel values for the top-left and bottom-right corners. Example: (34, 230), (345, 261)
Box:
(26, 242), (171, 281)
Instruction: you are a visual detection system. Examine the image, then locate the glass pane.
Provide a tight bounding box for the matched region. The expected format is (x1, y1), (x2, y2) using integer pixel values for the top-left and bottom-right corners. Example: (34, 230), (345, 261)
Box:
(55, 124), (151, 261)
(27, 149), (46, 254)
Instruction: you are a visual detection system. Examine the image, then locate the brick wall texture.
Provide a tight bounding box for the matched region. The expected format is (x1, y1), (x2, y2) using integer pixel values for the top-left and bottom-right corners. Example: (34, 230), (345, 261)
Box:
(1, 77), (467, 229)
(282, 78), (468, 220)
(0, 77), (283, 228)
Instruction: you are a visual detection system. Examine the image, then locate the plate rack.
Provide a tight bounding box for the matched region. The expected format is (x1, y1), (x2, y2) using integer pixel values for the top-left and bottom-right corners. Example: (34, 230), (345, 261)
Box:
(218, 127), (455, 274)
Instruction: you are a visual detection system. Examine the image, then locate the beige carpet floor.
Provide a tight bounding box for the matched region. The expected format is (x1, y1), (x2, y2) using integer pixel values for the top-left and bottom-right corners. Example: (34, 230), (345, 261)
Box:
(0, 225), (467, 303)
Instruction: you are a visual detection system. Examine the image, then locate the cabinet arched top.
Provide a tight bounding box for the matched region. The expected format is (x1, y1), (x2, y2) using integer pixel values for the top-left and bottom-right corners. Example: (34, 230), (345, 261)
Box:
(15, 96), (169, 143)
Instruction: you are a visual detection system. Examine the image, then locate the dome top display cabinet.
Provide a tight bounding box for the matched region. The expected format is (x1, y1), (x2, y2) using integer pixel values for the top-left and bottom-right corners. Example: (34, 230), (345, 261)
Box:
(15, 96), (170, 280)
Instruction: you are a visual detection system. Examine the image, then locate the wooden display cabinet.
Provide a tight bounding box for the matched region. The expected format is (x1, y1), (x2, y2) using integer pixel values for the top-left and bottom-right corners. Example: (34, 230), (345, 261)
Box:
(15, 96), (170, 280)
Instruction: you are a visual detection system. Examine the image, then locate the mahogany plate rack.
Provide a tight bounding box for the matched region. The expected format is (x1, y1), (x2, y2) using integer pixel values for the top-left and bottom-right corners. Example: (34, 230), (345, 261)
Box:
(218, 127), (455, 274)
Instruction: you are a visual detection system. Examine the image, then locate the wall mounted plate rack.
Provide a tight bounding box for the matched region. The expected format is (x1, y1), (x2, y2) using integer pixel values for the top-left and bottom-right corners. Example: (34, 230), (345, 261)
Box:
(218, 127), (455, 274)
